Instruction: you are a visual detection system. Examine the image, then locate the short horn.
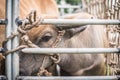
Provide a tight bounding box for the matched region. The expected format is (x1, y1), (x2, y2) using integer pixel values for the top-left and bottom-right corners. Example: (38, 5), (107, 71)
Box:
(56, 24), (86, 30)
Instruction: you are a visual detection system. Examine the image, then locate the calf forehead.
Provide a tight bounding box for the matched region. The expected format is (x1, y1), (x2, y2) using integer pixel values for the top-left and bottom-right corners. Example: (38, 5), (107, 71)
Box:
(27, 25), (54, 40)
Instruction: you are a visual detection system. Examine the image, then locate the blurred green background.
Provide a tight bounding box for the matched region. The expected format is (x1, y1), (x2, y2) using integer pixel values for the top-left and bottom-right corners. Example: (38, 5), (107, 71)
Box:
(56, 0), (82, 5)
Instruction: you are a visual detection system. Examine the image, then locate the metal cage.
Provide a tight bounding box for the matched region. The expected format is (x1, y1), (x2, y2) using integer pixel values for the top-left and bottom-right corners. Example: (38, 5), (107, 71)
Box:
(0, 0), (120, 80)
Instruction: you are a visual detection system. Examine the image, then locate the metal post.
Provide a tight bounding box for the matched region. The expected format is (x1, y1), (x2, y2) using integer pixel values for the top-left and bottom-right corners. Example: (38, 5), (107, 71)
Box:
(6, 0), (12, 80)
(12, 0), (19, 80)
(22, 48), (120, 54)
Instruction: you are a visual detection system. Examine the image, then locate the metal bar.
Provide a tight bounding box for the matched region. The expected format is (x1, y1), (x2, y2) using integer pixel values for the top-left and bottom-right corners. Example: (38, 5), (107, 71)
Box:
(22, 48), (120, 54)
(0, 76), (6, 80)
(41, 19), (120, 25)
(60, 0), (65, 15)
(12, 0), (19, 80)
(6, 0), (12, 80)
(0, 19), (6, 25)
(17, 19), (120, 26)
(17, 76), (119, 80)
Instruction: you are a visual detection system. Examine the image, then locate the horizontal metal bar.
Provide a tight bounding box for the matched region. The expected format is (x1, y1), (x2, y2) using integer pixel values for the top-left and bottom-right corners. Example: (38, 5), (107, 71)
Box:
(22, 48), (120, 54)
(0, 75), (7, 80)
(41, 19), (120, 25)
(17, 76), (119, 80)
(0, 19), (6, 25)
(16, 19), (120, 26)
(58, 5), (80, 8)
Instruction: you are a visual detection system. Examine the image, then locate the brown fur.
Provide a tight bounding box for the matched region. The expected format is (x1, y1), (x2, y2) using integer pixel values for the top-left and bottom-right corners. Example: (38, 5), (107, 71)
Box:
(20, 0), (59, 19)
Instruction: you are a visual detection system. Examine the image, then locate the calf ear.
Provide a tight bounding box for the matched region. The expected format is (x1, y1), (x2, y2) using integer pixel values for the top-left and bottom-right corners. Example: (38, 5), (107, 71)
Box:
(64, 25), (87, 38)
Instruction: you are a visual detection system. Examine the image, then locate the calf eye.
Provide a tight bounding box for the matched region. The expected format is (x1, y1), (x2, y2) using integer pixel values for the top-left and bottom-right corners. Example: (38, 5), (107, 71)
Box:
(41, 35), (52, 42)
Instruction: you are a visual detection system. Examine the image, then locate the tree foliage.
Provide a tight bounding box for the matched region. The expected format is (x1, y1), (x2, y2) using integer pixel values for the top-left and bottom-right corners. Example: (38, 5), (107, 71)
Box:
(56, 0), (82, 5)
(66, 0), (81, 5)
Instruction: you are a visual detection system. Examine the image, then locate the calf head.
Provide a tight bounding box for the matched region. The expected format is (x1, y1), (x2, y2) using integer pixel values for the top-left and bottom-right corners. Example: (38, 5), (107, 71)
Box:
(19, 21), (87, 76)
(20, 12), (97, 76)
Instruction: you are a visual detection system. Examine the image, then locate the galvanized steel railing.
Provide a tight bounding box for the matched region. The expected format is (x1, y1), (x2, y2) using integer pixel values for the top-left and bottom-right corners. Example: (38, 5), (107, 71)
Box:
(0, 0), (120, 80)
(17, 76), (120, 80)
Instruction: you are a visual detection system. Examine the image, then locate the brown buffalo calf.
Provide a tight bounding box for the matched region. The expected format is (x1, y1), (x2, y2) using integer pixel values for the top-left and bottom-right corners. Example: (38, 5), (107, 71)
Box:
(20, 12), (107, 76)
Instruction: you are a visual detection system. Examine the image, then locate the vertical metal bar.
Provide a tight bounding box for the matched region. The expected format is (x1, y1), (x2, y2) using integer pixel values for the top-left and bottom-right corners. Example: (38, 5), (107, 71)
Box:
(113, 0), (117, 20)
(99, 1), (101, 18)
(93, 1), (95, 16)
(60, 0), (65, 15)
(118, 0), (120, 69)
(104, 0), (107, 19)
(92, 1), (94, 15)
(96, 2), (98, 17)
(90, 2), (92, 15)
(110, 0), (113, 19)
(6, 0), (12, 80)
(12, 0), (19, 80)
